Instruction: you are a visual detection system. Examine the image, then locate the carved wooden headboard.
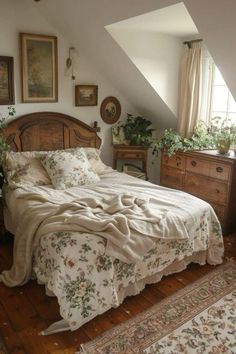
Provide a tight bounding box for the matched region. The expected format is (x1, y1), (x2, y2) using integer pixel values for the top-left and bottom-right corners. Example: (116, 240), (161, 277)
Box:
(3, 112), (101, 152)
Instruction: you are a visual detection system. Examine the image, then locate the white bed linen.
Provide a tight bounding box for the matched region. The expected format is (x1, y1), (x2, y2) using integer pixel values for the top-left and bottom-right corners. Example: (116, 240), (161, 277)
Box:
(3, 171), (224, 331)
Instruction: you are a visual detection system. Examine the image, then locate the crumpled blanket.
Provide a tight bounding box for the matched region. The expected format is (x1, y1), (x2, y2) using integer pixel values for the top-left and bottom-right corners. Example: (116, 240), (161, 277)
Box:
(0, 192), (189, 287)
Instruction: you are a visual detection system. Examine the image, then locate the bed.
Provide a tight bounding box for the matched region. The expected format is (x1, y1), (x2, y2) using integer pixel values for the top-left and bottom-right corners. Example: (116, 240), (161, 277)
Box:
(0, 112), (224, 335)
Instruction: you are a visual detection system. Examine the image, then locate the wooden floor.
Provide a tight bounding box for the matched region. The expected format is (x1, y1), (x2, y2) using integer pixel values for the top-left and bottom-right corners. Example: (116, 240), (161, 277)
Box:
(0, 234), (235, 354)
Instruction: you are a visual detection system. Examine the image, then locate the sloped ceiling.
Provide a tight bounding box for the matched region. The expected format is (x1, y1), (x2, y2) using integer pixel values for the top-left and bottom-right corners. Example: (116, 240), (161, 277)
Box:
(28, 0), (236, 128)
(28, 0), (181, 128)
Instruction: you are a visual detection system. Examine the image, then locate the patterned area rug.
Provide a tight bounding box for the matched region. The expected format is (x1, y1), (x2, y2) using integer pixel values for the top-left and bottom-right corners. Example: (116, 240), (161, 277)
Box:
(78, 261), (236, 354)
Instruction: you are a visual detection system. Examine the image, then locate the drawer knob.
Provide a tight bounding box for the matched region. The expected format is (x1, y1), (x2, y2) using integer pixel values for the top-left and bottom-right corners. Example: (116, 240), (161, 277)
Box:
(216, 166), (223, 173)
(176, 156), (181, 166)
(216, 189), (220, 194)
(191, 160), (197, 167)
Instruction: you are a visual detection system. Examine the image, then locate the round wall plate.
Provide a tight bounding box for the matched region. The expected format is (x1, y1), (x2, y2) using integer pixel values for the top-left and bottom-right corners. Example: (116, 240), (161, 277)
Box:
(100, 96), (121, 124)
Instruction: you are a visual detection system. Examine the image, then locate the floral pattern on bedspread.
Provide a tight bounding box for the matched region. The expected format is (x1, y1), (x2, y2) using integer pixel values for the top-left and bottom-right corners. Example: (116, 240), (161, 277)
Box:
(33, 207), (223, 331)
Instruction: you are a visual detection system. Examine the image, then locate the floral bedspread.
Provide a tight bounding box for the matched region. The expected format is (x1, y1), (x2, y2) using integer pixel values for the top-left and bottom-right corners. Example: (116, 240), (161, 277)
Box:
(31, 172), (224, 331)
(3, 170), (224, 330)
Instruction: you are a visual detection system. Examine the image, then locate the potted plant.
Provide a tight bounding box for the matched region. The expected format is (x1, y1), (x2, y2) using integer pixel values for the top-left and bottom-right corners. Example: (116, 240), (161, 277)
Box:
(209, 117), (235, 154)
(152, 121), (215, 157)
(0, 106), (15, 156)
(121, 114), (155, 146)
(0, 106), (15, 185)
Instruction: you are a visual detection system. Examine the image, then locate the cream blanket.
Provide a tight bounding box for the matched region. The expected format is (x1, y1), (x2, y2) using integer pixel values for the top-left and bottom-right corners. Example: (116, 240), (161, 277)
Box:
(0, 191), (189, 286)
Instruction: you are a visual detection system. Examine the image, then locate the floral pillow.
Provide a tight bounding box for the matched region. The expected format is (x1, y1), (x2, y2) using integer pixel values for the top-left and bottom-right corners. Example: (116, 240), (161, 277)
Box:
(40, 148), (100, 189)
(3, 151), (51, 189)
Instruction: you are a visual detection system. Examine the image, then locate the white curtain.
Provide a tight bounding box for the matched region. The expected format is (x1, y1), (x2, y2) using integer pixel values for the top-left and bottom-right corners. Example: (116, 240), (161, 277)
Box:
(177, 43), (202, 138)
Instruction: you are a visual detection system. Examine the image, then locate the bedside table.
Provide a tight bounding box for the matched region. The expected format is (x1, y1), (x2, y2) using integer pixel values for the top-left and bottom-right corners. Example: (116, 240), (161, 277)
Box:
(113, 145), (149, 179)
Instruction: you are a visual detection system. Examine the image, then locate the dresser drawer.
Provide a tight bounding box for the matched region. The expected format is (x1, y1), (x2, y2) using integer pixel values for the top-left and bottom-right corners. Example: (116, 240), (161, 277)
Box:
(116, 151), (145, 159)
(186, 157), (231, 181)
(185, 173), (228, 204)
(161, 165), (184, 190)
(162, 153), (185, 170)
(210, 202), (226, 225)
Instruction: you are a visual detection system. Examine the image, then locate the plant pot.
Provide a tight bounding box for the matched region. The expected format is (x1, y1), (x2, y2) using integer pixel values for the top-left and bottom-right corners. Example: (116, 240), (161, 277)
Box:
(217, 138), (230, 154)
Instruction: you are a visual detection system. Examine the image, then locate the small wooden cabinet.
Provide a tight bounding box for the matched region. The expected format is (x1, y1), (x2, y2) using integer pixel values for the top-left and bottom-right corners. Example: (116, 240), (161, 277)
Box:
(113, 145), (148, 179)
(160, 150), (236, 234)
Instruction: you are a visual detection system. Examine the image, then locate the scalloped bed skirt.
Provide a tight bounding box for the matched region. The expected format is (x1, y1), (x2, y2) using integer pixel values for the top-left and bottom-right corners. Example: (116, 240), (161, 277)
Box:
(41, 250), (217, 335)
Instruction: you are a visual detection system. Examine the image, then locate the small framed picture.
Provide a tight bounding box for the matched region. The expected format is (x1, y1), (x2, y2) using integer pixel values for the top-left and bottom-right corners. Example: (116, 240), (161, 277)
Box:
(100, 96), (121, 124)
(112, 125), (126, 145)
(20, 32), (58, 103)
(0, 56), (14, 105)
(75, 85), (98, 106)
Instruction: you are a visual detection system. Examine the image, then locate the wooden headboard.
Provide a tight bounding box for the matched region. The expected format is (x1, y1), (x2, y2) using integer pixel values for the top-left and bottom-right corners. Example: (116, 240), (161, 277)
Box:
(3, 112), (101, 152)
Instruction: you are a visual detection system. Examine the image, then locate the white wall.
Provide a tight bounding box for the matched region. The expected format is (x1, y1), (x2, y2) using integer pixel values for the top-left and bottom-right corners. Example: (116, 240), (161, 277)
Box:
(0, 0), (137, 167)
(32, 0), (178, 130)
(106, 28), (182, 115)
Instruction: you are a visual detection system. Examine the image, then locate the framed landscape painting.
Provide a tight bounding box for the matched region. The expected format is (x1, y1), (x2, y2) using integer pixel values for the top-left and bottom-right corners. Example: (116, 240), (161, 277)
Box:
(20, 33), (58, 103)
(75, 85), (98, 106)
(0, 56), (14, 105)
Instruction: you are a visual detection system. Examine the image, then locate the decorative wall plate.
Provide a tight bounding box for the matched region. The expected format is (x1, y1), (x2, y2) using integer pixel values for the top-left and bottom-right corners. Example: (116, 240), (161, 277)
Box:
(100, 96), (121, 124)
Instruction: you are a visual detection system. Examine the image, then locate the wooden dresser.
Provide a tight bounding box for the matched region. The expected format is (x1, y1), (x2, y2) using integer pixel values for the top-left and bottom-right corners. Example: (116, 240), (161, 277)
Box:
(160, 150), (236, 234)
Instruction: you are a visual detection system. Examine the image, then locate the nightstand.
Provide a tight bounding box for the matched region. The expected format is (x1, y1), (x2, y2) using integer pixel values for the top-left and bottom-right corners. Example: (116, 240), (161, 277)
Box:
(113, 145), (149, 179)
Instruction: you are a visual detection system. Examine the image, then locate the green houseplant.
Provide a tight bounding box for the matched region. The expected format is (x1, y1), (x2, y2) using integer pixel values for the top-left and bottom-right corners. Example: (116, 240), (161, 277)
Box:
(0, 106), (15, 157)
(209, 116), (235, 154)
(0, 106), (15, 181)
(152, 121), (215, 157)
(152, 117), (236, 157)
(121, 114), (155, 146)
(0, 106), (15, 187)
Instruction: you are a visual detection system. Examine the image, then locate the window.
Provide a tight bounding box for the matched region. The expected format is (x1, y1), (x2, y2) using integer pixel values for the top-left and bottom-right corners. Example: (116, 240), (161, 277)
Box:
(210, 66), (236, 125)
(199, 49), (236, 127)
(199, 47), (236, 125)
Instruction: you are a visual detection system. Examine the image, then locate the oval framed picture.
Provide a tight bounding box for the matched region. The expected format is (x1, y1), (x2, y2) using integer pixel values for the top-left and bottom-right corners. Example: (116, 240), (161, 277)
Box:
(100, 96), (121, 124)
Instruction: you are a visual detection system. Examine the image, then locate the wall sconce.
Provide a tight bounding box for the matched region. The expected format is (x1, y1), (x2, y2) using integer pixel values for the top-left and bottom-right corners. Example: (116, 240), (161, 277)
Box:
(66, 47), (76, 83)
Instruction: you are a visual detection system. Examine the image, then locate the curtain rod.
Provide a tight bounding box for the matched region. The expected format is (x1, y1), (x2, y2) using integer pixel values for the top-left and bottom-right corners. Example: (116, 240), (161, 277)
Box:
(183, 39), (203, 48)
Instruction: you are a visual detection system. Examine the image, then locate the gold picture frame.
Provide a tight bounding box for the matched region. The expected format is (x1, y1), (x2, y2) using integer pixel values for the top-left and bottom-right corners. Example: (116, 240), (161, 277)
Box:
(75, 85), (98, 106)
(0, 56), (14, 105)
(20, 33), (58, 103)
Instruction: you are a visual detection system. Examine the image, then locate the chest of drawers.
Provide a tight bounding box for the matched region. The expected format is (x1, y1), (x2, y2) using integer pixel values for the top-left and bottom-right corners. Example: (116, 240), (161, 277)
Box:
(160, 150), (236, 234)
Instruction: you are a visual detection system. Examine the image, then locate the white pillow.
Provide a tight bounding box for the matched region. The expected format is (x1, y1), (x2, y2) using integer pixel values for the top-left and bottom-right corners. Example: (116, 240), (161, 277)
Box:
(40, 148), (100, 189)
(3, 151), (51, 188)
(83, 147), (113, 175)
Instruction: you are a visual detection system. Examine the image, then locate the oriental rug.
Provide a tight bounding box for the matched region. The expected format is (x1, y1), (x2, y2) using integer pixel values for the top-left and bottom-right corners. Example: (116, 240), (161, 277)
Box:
(78, 261), (236, 354)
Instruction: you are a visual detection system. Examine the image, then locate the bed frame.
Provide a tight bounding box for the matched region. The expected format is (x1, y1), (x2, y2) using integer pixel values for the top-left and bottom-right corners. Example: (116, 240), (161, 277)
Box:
(3, 111), (101, 152)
